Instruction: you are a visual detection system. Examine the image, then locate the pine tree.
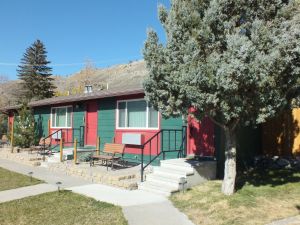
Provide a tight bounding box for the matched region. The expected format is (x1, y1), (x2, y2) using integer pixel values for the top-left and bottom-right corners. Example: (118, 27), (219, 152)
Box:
(14, 104), (36, 148)
(18, 39), (55, 101)
(143, 0), (300, 195)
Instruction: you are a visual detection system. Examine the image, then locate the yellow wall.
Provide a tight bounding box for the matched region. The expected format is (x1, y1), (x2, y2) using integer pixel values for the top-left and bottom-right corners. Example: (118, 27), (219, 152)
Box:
(262, 109), (300, 156)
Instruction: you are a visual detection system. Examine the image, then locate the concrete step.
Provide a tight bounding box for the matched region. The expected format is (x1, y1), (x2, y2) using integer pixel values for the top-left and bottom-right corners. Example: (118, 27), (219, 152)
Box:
(160, 160), (195, 175)
(140, 179), (179, 192)
(160, 158), (194, 167)
(153, 166), (192, 176)
(146, 172), (185, 184)
(145, 175), (181, 189)
(138, 181), (178, 197)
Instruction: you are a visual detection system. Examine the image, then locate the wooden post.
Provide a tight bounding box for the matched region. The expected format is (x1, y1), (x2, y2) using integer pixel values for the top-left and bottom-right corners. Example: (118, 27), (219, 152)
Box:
(96, 137), (100, 155)
(48, 120), (50, 136)
(10, 119), (14, 153)
(60, 138), (63, 162)
(74, 138), (77, 164)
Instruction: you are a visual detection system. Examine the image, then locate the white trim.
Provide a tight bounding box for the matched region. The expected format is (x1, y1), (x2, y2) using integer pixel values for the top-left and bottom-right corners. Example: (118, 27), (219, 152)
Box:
(116, 99), (159, 130)
(50, 105), (73, 129)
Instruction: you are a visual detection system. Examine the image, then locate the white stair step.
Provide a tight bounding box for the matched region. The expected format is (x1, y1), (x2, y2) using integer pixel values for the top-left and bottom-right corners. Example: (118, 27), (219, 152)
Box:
(160, 158), (194, 166)
(146, 175), (181, 188)
(153, 166), (193, 176)
(139, 181), (179, 196)
(146, 173), (184, 184)
(140, 179), (179, 192)
(138, 184), (171, 197)
(160, 163), (194, 175)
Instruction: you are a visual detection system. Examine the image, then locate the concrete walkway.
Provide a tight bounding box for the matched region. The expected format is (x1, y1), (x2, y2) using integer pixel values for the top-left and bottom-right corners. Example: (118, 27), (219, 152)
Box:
(0, 158), (92, 188)
(266, 216), (300, 225)
(0, 158), (194, 225)
(70, 184), (195, 225)
(0, 183), (57, 203)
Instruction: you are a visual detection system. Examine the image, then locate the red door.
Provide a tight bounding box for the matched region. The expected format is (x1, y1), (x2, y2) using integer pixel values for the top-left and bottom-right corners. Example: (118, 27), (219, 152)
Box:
(85, 101), (98, 146)
(187, 113), (215, 156)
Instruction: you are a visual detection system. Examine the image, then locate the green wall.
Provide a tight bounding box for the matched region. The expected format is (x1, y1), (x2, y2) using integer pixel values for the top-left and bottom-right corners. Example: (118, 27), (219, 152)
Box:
(98, 98), (116, 150)
(215, 125), (262, 178)
(34, 106), (51, 138)
(73, 103), (85, 144)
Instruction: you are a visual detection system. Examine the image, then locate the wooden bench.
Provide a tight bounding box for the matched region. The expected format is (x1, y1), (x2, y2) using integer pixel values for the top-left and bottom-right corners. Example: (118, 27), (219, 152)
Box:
(90, 143), (125, 170)
(30, 138), (51, 154)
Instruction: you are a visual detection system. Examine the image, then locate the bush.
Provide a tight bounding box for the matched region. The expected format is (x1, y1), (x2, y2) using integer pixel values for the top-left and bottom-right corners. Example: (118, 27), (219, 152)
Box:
(14, 104), (36, 148)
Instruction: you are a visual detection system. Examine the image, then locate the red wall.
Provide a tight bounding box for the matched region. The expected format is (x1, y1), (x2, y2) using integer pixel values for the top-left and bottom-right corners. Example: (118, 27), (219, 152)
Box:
(49, 128), (73, 146)
(114, 94), (161, 155)
(114, 129), (160, 155)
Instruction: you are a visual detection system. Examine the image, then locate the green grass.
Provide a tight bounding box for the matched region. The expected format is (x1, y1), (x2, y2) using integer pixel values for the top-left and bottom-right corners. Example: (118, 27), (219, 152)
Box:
(0, 191), (128, 225)
(0, 167), (42, 191)
(170, 169), (300, 225)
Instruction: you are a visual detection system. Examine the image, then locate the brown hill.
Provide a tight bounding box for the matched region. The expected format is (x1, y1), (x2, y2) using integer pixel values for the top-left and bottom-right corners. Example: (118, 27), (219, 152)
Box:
(1, 60), (148, 107)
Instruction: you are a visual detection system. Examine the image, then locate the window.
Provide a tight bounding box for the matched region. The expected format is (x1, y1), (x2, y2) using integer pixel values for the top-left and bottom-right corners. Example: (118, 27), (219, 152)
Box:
(117, 99), (159, 129)
(51, 106), (72, 128)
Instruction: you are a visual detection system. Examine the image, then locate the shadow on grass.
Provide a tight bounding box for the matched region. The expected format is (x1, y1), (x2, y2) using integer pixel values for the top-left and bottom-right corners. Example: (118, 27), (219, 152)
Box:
(236, 168), (300, 190)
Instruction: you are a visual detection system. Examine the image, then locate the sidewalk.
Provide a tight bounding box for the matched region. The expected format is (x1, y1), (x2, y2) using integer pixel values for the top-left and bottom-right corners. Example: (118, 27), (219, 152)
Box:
(70, 184), (195, 225)
(0, 158), (194, 225)
(0, 158), (92, 188)
(0, 183), (56, 203)
(266, 216), (300, 225)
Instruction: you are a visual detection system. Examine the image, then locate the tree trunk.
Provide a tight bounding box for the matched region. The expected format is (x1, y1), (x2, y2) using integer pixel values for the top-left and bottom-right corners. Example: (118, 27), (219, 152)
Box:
(221, 128), (237, 195)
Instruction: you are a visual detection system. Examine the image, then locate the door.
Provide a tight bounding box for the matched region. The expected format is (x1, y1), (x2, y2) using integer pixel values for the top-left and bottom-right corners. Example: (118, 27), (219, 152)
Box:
(85, 101), (98, 146)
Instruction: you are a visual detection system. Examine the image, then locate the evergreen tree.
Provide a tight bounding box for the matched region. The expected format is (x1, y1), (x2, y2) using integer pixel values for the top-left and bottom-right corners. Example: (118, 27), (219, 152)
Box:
(18, 39), (55, 101)
(14, 104), (36, 148)
(143, 0), (300, 195)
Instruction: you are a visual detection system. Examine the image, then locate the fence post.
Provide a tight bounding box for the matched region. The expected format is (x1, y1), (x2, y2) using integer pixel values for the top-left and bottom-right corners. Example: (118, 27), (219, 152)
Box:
(60, 138), (63, 162)
(96, 137), (100, 155)
(10, 119), (14, 153)
(74, 138), (77, 164)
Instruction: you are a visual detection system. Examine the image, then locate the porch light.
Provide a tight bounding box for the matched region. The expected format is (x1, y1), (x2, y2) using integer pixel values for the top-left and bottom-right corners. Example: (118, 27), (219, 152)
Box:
(28, 172), (33, 182)
(56, 181), (62, 192)
(179, 177), (187, 193)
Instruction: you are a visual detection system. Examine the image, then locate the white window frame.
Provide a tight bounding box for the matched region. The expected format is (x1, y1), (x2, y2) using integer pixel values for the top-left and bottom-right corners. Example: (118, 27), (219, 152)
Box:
(50, 105), (73, 129)
(116, 99), (159, 130)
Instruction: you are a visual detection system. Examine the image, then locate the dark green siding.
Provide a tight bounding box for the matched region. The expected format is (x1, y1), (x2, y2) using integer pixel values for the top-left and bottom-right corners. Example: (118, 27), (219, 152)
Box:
(215, 125), (262, 178)
(161, 116), (185, 159)
(73, 103), (86, 142)
(98, 98), (116, 150)
(34, 107), (50, 138)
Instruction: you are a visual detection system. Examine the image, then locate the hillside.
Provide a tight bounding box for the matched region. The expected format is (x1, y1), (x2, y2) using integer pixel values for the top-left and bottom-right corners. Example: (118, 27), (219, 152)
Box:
(0, 60), (148, 107)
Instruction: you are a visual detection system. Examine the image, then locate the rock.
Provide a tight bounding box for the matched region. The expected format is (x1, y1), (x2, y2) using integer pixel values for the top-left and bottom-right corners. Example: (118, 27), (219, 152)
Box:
(276, 158), (290, 168)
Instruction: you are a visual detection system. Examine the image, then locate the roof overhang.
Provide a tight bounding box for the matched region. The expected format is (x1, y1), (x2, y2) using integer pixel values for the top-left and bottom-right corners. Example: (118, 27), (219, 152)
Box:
(0, 88), (145, 112)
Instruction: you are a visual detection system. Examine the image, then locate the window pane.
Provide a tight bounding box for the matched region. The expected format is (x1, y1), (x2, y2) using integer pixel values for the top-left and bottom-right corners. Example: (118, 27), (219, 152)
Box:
(118, 102), (126, 127)
(127, 100), (147, 128)
(51, 108), (55, 127)
(148, 105), (158, 128)
(56, 108), (66, 127)
(67, 107), (72, 127)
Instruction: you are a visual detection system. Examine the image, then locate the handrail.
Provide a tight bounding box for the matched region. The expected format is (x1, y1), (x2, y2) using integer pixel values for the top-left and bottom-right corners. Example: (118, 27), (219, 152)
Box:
(41, 129), (62, 161)
(140, 126), (187, 182)
(40, 126), (85, 161)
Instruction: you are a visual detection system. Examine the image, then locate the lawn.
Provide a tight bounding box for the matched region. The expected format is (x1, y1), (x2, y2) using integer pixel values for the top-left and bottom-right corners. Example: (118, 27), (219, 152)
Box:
(0, 167), (42, 191)
(170, 169), (300, 225)
(0, 191), (128, 225)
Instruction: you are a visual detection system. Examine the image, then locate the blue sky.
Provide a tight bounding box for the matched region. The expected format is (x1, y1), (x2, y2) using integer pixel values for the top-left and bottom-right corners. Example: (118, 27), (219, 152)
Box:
(0, 0), (170, 80)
